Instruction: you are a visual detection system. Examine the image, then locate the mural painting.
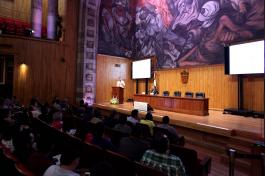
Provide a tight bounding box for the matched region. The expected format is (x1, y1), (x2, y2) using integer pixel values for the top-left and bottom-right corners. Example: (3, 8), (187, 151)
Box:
(98, 0), (136, 58)
(136, 0), (264, 68)
(98, 0), (264, 68)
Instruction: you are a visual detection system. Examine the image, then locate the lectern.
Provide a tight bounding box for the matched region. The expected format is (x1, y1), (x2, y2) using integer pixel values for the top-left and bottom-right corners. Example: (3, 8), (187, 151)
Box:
(112, 87), (124, 104)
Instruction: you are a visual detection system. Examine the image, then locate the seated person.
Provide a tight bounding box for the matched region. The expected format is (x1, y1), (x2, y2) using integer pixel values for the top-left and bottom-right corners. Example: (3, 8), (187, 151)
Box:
(157, 116), (179, 138)
(114, 114), (132, 134)
(92, 122), (116, 151)
(118, 126), (150, 161)
(43, 149), (80, 176)
(150, 85), (159, 95)
(127, 109), (139, 125)
(140, 112), (155, 135)
(141, 134), (186, 176)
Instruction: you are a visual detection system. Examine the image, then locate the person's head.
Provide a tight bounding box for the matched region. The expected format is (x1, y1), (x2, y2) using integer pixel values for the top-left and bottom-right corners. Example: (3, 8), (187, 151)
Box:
(162, 116), (170, 124)
(60, 149), (80, 170)
(79, 99), (84, 106)
(153, 133), (169, 154)
(145, 112), (153, 121)
(131, 109), (139, 118)
(118, 114), (127, 125)
(93, 122), (105, 138)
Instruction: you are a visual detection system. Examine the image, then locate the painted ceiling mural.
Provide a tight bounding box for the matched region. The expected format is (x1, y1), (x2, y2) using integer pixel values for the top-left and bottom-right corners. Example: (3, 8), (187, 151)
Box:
(98, 0), (136, 58)
(98, 0), (264, 68)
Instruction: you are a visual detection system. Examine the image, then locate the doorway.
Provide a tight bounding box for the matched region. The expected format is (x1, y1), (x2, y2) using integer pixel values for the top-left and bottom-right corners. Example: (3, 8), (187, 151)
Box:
(0, 55), (14, 98)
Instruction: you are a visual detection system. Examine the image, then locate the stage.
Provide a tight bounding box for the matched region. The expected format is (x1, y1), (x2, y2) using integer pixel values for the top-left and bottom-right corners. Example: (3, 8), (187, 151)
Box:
(94, 102), (264, 140)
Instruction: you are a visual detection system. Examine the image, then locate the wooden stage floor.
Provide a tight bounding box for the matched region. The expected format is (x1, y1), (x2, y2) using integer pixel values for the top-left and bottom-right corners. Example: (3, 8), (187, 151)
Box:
(94, 102), (264, 139)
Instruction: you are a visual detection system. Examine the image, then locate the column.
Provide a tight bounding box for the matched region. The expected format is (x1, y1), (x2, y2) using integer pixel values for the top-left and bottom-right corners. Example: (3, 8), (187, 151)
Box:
(31, 0), (42, 38)
(47, 0), (58, 39)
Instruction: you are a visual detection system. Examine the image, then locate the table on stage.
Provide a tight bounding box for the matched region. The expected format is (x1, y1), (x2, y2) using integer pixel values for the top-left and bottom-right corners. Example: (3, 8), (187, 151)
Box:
(134, 94), (209, 116)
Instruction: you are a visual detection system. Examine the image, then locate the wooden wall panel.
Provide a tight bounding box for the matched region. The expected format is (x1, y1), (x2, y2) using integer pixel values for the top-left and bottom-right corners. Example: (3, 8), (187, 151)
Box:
(96, 54), (134, 103)
(243, 77), (264, 111)
(134, 65), (264, 111)
(0, 0), (78, 105)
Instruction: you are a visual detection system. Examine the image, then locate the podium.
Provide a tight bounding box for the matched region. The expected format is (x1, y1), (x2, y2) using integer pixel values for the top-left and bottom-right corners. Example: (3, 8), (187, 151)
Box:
(112, 87), (124, 104)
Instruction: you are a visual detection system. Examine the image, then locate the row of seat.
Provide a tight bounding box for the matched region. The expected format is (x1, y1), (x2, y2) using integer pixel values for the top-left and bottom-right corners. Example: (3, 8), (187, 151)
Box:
(0, 17), (47, 37)
(163, 91), (205, 98)
(31, 117), (211, 176)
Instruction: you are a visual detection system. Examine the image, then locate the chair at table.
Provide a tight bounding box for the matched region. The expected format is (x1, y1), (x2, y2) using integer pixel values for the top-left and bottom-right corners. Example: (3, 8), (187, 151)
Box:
(196, 92), (205, 98)
(185, 91), (194, 98)
(163, 91), (170, 96)
(174, 91), (181, 97)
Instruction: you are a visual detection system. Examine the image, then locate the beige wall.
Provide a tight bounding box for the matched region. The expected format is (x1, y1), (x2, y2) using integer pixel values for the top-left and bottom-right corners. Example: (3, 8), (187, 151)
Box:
(135, 65), (264, 111)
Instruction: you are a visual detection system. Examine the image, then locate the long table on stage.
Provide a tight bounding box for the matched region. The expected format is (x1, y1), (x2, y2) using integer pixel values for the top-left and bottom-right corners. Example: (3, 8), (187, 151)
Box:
(134, 94), (209, 116)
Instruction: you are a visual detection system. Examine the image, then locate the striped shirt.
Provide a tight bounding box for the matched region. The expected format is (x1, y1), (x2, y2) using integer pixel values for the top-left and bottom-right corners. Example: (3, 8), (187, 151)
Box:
(141, 149), (186, 176)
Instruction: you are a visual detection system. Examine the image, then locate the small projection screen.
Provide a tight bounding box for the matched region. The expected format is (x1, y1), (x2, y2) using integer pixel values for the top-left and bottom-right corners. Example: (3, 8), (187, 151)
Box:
(132, 59), (151, 79)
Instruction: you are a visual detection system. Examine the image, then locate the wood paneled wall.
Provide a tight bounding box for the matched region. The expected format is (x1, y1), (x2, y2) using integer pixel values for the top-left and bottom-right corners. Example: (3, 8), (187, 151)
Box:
(0, 0), (78, 105)
(0, 0), (66, 24)
(243, 76), (264, 111)
(96, 54), (134, 103)
(135, 65), (264, 111)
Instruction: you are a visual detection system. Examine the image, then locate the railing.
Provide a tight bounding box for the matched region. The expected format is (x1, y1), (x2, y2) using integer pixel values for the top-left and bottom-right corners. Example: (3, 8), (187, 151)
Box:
(227, 148), (265, 176)
(0, 6), (30, 22)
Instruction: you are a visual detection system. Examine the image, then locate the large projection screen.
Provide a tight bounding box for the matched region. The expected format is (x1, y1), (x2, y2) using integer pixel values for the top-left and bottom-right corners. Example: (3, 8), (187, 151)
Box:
(229, 40), (264, 75)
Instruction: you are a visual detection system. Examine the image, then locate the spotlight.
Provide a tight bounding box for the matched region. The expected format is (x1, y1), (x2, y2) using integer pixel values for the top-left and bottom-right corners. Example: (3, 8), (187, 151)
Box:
(25, 28), (34, 36)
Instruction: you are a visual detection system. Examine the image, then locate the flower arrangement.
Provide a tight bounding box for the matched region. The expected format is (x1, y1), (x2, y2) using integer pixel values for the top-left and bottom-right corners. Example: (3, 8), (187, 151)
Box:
(110, 97), (119, 104)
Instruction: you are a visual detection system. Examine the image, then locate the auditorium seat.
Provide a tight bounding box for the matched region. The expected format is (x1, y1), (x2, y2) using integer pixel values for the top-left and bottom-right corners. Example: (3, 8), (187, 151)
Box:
(79, 142), (105, 169)
(135, 123), (152, 139)
(134, 161), (167, 176)
(170, 145), (212, 176)
(15, 162), (34, 176)
(196, 92), (205, 98)
(104, 127), (129, 147)
(153, 127), (185, 146)
(185, 91), (194, 98)
(163, 91), (170, 96)
(104, 150), (134, 176)
(174, 91), (181, 97)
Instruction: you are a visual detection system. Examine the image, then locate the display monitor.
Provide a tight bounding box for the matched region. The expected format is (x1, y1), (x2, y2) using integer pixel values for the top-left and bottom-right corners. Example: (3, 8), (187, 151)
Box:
(132, 58), (151, 79)
(225, 40), (264, 75)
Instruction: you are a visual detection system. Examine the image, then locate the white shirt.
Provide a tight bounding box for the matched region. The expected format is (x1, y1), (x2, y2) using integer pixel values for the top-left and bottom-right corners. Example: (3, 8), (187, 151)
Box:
(116, 80), (125, 88)
(43, 165), (80, 176)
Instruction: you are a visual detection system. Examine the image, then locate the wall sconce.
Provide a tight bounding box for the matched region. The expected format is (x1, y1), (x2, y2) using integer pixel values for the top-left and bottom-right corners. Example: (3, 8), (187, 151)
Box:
(181, 70), (189, 84)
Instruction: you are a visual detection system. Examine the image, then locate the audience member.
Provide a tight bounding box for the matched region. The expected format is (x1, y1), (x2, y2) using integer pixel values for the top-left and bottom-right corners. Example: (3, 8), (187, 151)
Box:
(1, 128), (15, 152)
(104, 110), (119, 128)
(118, 125), (150, 161)
(140, 112), (155, 135)
(157, 116), (179, 138)
(51, 112), (63, 130)
(92, 122), (116, 151)
(43, 149), (80, 176)
(127, 109), (139, 125)
(141, 134), (186, 176)
(114, 114), (132, 134)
